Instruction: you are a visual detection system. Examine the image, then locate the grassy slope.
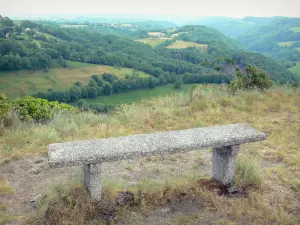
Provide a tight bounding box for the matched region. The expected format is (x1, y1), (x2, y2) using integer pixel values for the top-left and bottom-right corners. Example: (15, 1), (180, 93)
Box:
(136, 38), (168, 47)
(1, 86), (300, 224)
(289, 61), (300, 76)
(166, 41), (208, 51)
(83, 84), (195, 106)
(0, 61), (150, 98)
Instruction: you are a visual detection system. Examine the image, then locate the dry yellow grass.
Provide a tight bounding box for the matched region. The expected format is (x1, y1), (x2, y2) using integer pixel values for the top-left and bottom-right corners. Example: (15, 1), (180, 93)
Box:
(166, 40), (208, 51)
(0, 177), (13, 194)
(1, 85), (300, 224)
(136, 38), (170, 47)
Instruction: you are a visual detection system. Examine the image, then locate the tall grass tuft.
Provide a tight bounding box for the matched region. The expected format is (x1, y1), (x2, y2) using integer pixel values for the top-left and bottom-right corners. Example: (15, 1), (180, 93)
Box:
(235, 154), (263, 189)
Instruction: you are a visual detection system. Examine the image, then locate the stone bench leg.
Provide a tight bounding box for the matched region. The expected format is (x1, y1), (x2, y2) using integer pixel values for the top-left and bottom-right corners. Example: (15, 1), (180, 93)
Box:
(84, 163), (102, 201)
(212, 145), (240, 185)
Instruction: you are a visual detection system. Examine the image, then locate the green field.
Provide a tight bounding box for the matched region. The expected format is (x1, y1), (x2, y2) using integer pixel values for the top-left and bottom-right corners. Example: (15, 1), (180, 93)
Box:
(277, 41), (296, 47)
(166, 41), (208, 52)
(288, 61), (300, 76)
(83, 84), (198, 106)
(290, 27), (300, 32)
(295, 47), (300, 51)
(136, 38), (168, 47)
(0, 61), (150, 98)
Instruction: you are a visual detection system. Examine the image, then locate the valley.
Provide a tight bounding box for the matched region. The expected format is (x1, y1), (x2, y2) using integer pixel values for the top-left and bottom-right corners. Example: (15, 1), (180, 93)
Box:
(0, 11), (300, 225)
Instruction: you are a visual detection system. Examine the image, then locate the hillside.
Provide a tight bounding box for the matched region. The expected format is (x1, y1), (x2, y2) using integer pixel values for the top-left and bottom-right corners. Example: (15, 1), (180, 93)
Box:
(184, 16), (276, 37)
(0, 61), (150, 98)
(1, 86), (299, 224)
(138, 25), (298, 82)
(237, 17), (300, 77)
(0, 19), (298, 101)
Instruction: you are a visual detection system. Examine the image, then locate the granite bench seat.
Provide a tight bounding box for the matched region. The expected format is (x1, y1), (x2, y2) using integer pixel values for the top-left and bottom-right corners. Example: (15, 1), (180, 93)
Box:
(48, 123), (266, 201)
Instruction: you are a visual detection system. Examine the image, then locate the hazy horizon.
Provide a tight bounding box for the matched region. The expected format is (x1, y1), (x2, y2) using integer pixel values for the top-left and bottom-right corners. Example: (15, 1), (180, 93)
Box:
(1, 0), (300, 19)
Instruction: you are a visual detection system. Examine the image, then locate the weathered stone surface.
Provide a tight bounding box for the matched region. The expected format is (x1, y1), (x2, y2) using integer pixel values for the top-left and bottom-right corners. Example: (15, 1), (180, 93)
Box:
(212, 145), (240, 185)
(84, 163), (102, 201)
(48, 123), (266, 168)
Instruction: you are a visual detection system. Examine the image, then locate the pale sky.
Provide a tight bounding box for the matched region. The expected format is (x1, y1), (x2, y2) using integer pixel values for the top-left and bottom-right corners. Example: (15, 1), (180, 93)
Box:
(1, 0), (300, 18)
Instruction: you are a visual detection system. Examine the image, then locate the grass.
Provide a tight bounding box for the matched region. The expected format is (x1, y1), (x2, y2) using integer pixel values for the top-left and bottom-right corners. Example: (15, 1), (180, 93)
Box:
(0, 62), (150, 98)
(35, 31), (57, 40)
(295, 47), (300, 51)
(277, 41), (296, 47)
(82, 84), (195, 106)
(0, 215), (19, 224)
(290, 26), (300, 32)
(136, 38), (168, 47)
(1, 85), (300, 224)
(235, 154), (262, 189)
(288, 61), (300, 76)
(0, 177), (14, 194)
(166, 40), (208, 52)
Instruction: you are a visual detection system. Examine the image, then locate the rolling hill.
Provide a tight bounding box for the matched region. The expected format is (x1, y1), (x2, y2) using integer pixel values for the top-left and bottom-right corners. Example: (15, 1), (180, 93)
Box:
(0, 61), (150, 98)
(0, 19), (298, 100)
(236, 17), (300, 77)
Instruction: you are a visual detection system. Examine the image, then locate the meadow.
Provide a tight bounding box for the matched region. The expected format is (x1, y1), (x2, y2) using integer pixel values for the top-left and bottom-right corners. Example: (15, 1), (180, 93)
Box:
(136, 38), (168, 47)
(83, 84), (196, 106)
(1, 86), (300, 224)
(0, 62), (150, 98)
(166, 40), (208, 51)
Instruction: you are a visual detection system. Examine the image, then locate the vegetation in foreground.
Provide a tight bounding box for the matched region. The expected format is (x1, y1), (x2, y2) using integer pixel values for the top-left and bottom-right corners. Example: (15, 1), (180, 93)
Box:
(0, 85), (299, 224)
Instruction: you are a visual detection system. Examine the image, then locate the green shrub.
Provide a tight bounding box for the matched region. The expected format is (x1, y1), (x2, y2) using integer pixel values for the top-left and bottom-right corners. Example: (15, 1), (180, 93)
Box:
(229, 65), (272, 92)
(174, 78), (183, 89)
(12, 97), (76, 122)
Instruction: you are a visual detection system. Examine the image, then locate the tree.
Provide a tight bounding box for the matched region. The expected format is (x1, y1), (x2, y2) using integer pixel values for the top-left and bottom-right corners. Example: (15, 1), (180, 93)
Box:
(15, 25), (23, 34)
(57, 55), (67, 67)
(229, 65), (272, 92)
(69, 86), (81, 101)
(87, 86), (98, 98)
(174, 78), (183, 89)
(102, 82), (112, 95)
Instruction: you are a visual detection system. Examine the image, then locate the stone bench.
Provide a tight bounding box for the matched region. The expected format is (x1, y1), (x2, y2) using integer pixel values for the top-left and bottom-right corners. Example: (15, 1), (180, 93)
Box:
(48, 123), (266, 201)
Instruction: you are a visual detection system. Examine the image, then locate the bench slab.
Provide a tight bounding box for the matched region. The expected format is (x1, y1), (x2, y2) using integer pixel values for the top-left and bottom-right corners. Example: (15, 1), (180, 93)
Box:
(48, 123), (266, 168)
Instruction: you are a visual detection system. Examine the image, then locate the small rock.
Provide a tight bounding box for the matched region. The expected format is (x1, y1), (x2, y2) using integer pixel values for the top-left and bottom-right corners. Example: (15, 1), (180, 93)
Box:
(30, 168), (41, 174)
(160, 207), (171, 214)
(128, 182), (138, 187)
(34, 159), (44, 164)
(116, 191), (134, 206)
(30, 194), (42, 208)
(228, 186), (239, 194)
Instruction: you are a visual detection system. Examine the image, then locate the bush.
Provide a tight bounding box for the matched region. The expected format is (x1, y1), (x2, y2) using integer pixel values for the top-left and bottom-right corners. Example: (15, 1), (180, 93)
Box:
(12, 96), (76, 122)
(229, 65), (272, 92)
(0, 94), (11, 120)
(174, 78), (183, 89)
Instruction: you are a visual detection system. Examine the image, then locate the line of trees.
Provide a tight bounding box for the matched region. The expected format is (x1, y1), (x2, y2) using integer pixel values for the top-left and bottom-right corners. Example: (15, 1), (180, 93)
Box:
(34, 72), (230, 104)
